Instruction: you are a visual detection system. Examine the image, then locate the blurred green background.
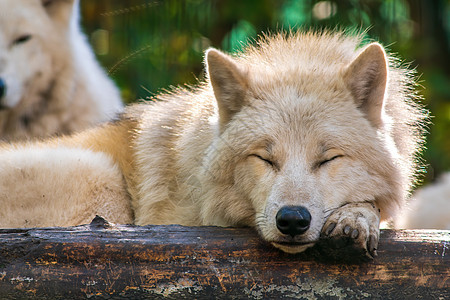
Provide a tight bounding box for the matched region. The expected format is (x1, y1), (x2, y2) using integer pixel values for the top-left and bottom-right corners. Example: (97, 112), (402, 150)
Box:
(80, 0), (450, 186)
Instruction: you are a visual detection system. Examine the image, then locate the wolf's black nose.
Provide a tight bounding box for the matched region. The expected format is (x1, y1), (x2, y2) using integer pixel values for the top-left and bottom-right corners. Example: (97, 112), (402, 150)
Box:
(0, 78), (5, 99)
(276, 206), (311, 237)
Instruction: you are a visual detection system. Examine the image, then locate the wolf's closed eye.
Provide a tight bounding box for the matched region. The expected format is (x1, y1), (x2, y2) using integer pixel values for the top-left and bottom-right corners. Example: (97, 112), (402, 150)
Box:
(252, 154), (273, 166)
(318, 155), (344, 167)
(250, 154), (277, 168)
(12, 34), (32, 46)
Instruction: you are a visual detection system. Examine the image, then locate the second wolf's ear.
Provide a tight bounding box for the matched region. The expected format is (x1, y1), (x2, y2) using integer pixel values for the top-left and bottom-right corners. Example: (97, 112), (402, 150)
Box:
(41, 0), (76, 29)
(206, 49), (248, 129)
(343, 43), (388, 128)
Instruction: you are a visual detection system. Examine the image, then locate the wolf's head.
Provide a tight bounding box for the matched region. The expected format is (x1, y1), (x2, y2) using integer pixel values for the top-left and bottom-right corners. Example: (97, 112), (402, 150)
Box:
(201, 32), (423, 253)
(0, 0), (76, 110)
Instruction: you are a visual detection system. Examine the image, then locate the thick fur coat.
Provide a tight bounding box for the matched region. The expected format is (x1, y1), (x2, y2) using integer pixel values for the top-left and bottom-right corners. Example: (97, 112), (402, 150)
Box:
(0, 0), (122, 141)
(0, 31), (427, 256)
(398, 173), (450, 229)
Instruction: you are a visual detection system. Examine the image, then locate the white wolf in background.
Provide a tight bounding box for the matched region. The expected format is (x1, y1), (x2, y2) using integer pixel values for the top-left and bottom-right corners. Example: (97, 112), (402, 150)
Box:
(398, 173), (450, 230)
(0, 0), (122, 141)
(0, 31), (427, 258)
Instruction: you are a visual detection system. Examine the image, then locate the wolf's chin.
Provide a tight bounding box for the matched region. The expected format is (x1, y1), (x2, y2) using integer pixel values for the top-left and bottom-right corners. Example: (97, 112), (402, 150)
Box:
(271, 242), (315, 254)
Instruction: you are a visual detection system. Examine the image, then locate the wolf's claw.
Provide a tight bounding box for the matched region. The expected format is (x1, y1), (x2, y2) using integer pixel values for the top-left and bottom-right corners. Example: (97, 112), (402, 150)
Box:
(368, 235), (378, 257)
(343, 225), (351, 235)
(321, 202), (380, 259)
(350, 228), (359, 239)
(324, 222), (336, 235)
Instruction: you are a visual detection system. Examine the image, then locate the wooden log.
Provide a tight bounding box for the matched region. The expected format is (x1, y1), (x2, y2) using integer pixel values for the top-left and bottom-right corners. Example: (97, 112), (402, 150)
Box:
(0, 216), (448, 299)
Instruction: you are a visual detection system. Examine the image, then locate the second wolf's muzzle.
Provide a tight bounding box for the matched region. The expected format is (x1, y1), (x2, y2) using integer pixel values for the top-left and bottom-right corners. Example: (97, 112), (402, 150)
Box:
(0, 78), (5, 99)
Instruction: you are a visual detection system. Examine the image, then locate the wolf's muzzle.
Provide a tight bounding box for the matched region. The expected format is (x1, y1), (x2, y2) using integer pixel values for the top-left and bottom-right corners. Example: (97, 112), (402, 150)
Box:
(276, 205), (311, 237)
(0, 78), (5, 99)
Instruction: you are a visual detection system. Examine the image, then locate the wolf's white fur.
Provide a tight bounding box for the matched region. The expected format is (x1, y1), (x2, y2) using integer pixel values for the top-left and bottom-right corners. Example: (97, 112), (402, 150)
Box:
(0, 31), (427, 256)
(0, 0), (122, 141)
(398, 173), (450, 229)
(0, 146), (132, 228)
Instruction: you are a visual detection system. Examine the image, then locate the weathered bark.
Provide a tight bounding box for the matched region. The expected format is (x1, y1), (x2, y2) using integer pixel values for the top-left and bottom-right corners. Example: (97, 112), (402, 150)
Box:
(0, 216), (448, 299)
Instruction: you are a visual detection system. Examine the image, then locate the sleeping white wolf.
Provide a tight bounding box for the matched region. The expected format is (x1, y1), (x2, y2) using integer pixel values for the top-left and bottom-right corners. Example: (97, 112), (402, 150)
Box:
(0, 0), (123, 141)
(0, 31), (427, 258)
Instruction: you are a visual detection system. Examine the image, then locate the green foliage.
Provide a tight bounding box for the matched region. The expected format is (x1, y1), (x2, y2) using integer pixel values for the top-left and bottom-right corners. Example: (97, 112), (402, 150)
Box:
(80, 0), (450, 184)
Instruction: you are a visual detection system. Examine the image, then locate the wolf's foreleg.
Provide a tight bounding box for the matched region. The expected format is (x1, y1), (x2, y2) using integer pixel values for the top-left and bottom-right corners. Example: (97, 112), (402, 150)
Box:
(321, 202), (380, 258)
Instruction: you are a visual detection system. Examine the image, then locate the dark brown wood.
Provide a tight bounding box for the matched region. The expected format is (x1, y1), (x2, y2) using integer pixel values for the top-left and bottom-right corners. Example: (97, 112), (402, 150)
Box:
(0, 216), (448, 299)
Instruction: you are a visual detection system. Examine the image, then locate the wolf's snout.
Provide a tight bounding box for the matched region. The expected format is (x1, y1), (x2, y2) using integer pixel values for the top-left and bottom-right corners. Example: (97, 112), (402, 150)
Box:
(276, 206), (311, 237)
(0, 78), (5, 99)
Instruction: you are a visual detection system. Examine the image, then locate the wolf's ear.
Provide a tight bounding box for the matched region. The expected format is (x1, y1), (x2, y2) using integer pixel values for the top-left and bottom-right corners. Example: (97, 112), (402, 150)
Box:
(206, 48), (248, 128)
(41, 0), (76, 29)
(343, 43), (388, 128)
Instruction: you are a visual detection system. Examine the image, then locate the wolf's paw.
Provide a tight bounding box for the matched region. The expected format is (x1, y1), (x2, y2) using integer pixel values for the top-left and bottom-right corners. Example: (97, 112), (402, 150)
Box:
(321, 202), (380, 259)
